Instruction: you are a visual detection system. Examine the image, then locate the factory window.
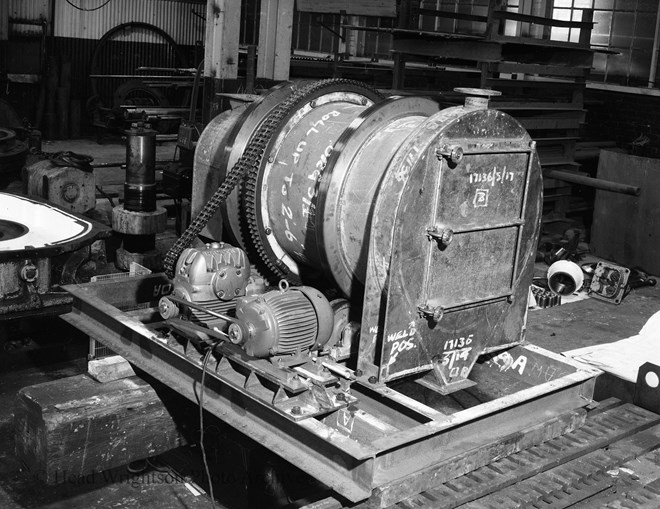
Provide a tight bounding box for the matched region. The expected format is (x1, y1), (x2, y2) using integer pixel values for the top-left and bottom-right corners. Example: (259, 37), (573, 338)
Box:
(552, 0), (659, 87)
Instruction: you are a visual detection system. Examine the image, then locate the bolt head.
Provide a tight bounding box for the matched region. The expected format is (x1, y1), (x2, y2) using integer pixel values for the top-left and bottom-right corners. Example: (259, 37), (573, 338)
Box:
(368, 375), (378, 384)
(440, 228), (454, 246)
(20, 264), (38, 282)
(291, 405), (302, 415)
(228, 323), (243, 344)
(449, 146), (464, 164)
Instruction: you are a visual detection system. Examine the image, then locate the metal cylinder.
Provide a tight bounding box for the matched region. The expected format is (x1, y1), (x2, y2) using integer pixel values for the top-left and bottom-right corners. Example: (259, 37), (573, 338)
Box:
(261, 96), (376, 269)
(112, 122), (165, 271)
(239, 89), (438, 295)
(545, 169), (641, 196)
(124, 123), (157, 212)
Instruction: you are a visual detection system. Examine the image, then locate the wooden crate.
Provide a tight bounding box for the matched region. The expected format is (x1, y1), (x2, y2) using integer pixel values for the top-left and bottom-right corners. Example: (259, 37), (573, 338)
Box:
(591, 150), (660, 276)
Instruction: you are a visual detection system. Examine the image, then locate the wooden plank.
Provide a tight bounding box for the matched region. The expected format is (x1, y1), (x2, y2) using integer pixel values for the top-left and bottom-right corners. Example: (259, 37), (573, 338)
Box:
(413, 8), (488, 24)
(538, 159), (581, 168)
(470, 414), (660, 508)
(492, 62), (590, 77)
(492, 10), (594, 30)
(204, 0), (240, 80)
(500, 45), (594, 67)
(309, 404), (660, 509)
(257, 0), (294, 80)
(517, 117), (582, 130)
(487, 77), (583, 89)
(370, 408), (587, 507)
(297, 0), (396, 17)
(406, 404), (660, 508)
(366, 410), (586, 508)
(494, 102), (585, 110)
(491, 34), (593, 49)
(533, 136), (580, 142)
(203, 0), (240, 119)
(591, 150), (660, 275)
(14, 374), (187, 483)
(392, 39), (502, 62)
(0, 0), (8, 41)
(343, 25), (483, 40)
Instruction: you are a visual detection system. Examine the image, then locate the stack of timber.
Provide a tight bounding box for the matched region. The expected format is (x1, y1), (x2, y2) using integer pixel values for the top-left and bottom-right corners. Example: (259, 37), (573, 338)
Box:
(341, 1), (596, 220)
(480, 4), (594, 220)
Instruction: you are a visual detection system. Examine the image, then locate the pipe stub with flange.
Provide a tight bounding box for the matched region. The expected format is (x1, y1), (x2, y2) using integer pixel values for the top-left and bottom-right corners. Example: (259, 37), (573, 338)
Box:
(454, 87), (502, 110)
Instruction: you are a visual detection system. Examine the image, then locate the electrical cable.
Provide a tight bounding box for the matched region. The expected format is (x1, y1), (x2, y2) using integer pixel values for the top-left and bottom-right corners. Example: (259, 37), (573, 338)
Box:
(199, 344), (218, 509)
(95, 185), (115, 208)
(65, 0), (113, 12)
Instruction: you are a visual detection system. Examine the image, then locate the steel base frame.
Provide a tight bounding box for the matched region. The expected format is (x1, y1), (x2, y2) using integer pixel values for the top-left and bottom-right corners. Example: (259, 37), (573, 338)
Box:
(62, 274), (600, 504)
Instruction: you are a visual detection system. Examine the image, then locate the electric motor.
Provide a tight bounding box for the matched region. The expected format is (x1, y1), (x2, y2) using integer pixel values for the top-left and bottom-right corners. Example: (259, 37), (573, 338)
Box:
(228, 283), (334, 358)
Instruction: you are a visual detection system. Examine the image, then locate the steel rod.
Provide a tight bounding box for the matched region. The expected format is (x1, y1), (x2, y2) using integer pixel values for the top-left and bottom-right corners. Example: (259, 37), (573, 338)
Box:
(166, 294), (239, 324)
(545, 169), (641, 196)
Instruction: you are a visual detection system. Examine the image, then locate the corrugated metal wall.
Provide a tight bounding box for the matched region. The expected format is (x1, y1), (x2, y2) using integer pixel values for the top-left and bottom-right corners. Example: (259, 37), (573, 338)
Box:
(7, 0), (49, 36)
(8, 0), (205, 45)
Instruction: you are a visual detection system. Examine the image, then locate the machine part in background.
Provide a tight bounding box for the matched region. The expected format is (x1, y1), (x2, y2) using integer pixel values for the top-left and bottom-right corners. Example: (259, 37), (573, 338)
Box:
(588, 261), (630, 304)
(628, 267), (657, 289)
(634, 362), (660, 414)
(173, 243), (251, 302)
(88, 23), (192, 139)
(547, 260), (584, 296)
(230, 283), (334, 359)
(581, 262), (597, 289)
(0, 128), (28, 188)
(543, 228), (583, 265)
(322, 298), (360, 361)
(0, 192), (110, 317)
(112, 123), (167, 271)
(183, 81), (542, 391)
(23, 159), (95, 213)
(531, 284), (561, 308)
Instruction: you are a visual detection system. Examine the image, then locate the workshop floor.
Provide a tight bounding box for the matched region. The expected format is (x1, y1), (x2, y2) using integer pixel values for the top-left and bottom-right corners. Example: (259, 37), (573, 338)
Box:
(1, 138), (217, 509)
(1, 137), (659, 508)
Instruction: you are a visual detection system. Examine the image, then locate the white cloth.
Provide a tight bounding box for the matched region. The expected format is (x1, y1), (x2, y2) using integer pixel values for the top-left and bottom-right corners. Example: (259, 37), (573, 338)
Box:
(563, 310), (660, 382)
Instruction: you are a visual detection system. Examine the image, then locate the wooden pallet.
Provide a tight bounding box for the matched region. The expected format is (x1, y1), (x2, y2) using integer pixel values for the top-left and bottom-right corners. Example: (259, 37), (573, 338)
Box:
(303, 400), (660, 509)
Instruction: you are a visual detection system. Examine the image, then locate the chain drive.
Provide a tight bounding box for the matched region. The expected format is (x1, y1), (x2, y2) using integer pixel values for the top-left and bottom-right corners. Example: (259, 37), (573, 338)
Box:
(163, 79), (383, 279)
